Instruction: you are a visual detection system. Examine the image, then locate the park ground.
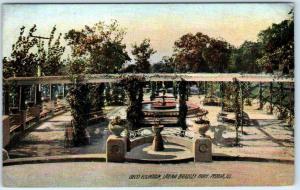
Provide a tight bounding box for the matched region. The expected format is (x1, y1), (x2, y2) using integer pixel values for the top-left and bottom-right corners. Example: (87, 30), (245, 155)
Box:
(3, 94), (295, 187)
(6, 94), (294, 161)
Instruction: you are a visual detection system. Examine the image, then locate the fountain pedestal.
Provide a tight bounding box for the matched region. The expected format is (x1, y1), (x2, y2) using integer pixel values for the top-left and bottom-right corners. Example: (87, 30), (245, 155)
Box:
(193, 136), (212, 162)
(152, 125), (164, 151)
(106, 135), (127, 162)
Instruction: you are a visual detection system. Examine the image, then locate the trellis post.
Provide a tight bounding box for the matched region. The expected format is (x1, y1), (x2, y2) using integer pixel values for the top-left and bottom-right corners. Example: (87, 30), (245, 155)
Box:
(289, 83), (293, 127)
(259, 82), (263, 109)
(240, 82), (244, 134)
(279, 83), (284, 118)
(269, 82), (273, 114)
(220, 82), (224, 111)
(3, 84), (10, 115)
(233, 78), (241, 145)
(49, 84), (52, 101)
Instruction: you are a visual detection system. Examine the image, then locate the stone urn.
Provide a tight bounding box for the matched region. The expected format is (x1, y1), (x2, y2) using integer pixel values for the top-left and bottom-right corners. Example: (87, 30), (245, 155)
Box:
(194, 119), (210, 137)
(109, 116), (126, 137)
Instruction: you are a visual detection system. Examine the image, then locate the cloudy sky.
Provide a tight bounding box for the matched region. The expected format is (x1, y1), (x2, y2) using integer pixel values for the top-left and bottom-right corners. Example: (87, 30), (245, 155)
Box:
(2, 3), (293, 63)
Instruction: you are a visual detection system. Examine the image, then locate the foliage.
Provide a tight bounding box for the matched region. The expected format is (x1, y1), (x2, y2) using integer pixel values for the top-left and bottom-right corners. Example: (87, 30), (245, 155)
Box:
(131, 39), (156, 73)
(65, 20), (131, 74)
(232, 78), (242, 145)
(105, 83), (112, 105)
(173, 32), (232, 72)
(110, 83), (125, 106)
(177, 79), (188, 130)
(67, 83), (91, 145)
(3, 25), (65, 78)
(94, 83), (105, 111)
(229, 41), (262, 73)
(150, 82), (156, 101)
(173, 81), (178, 99)
(256, 10), (294, 75)
(3, 25), (39, 77)
(37, 26), (65, 76)
(202, 38), (232, 72)
(151, 56), (175, 73)
(111, 116), (127, 125)
(120, 76), (145, 130)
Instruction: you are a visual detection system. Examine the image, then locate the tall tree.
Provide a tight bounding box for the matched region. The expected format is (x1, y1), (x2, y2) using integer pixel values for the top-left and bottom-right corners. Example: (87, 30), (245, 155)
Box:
(152, 56), (175, 73)
(173, 32), (232, 73)
(65, 20), (130, 74)
(65, 20), (130, 111)
(202, 38), (232, 72)
(229, 41), (262, 73)
(38, 26), (65, 76)
(131, 39), (156, 73)
(256, 9), (294, 75)
(3, 25), (39, 77)
(173, 32), (210, 72)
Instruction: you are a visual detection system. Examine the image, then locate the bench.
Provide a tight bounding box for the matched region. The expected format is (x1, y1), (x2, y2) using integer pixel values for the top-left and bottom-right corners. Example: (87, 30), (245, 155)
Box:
(40, 102), (53, 118)
(88, 111), (105, 124)
(9, 114), (22, 133)
(54, 104), (65, 113)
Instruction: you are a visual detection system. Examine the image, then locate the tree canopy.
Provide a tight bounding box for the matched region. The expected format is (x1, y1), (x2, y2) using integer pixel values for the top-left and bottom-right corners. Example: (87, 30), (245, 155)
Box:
(64, 20), (131, 74)
(3, 25), (65, 78)
(173, 32), (232, 73)
(131, 39), (156, 73)
(256, 9), (294, 75)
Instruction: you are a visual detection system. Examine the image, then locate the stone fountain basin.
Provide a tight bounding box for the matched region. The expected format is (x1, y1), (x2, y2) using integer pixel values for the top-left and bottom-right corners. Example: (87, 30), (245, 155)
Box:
(126, 135), (194, 163)
(152, 102), (177, 109)
(142, 101), (200, 116)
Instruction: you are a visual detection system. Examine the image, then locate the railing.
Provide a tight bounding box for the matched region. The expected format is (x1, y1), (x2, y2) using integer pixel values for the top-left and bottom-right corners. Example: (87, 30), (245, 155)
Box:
(124, 127), (194, 140)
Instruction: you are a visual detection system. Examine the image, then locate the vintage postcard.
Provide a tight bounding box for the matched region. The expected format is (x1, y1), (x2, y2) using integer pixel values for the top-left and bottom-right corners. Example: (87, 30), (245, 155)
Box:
(1, 2), (295, 187)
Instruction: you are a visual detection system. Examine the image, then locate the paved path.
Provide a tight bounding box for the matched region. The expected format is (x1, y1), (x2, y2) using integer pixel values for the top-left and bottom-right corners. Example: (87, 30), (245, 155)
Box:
(2, 161), (294, 187)
(7, 96), (294, 161)
(188, 96), (294, 161)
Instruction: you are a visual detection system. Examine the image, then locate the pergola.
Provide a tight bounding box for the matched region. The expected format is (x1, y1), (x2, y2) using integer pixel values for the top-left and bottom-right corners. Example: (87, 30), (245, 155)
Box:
(3, 73), (294, 147)
(3, 73), (294, 123)
(3, 73), (294, 85)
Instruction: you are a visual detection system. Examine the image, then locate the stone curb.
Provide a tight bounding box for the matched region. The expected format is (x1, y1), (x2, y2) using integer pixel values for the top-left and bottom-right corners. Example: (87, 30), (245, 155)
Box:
(3, 154), (293, 166)
(3, 154), (106, 166)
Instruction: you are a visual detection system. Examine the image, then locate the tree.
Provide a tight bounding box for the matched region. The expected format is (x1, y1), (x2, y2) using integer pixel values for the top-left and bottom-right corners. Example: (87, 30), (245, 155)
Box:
(65, 20), (130, 111)
(131, 39), (156, 73)
(38, 26), (65, 76)
(256, 9), (294, 75)
(229, 41), (262, 73)
(3, 25), (39, 77)
(202, 38), (232, 72)
(173, 32), (232, 73)
(66, 57), (91, 146)
(121, 76), (145, 130)
(65, 20), (131, 74)
(173, 32), (210, 72)
(152, 56), (175, 73)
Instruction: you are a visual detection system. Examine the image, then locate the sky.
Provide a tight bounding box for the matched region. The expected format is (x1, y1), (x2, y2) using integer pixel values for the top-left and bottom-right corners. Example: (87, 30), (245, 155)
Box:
(2, 3), (293, 63)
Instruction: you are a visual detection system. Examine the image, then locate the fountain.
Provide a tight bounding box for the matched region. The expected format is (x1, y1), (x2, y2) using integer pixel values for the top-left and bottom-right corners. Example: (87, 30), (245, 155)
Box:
(142, 83), (205, 126)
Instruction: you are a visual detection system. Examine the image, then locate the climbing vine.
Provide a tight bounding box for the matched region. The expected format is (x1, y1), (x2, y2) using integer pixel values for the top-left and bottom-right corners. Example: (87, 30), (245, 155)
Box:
(177, 79), (188, 130)
(67, 82), (91, 146)
(120, 76), (145, 130)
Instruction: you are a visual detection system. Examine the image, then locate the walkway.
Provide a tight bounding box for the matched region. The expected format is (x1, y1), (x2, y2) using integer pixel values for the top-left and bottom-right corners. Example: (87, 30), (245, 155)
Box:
(6, 95), (294, 161)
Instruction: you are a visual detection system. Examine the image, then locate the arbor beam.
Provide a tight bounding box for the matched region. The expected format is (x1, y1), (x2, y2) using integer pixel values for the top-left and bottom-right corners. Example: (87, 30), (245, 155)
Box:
(4, 73), (294, 85)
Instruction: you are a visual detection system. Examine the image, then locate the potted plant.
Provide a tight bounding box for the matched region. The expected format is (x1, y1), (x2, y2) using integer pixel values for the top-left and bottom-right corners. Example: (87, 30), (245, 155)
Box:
(109, 116), (127, 137)
(194, 116), (210, 137)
